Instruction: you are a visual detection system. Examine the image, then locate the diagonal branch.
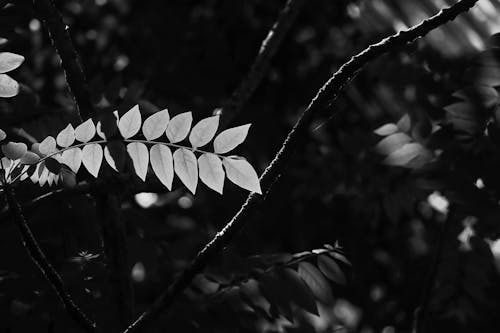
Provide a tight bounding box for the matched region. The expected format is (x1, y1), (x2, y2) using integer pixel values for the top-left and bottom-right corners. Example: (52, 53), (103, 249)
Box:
(34, 0), (93, 121)
(3, 184), (97, 332)
(123, 0), (480, 332)
(220, 0), (305, 127)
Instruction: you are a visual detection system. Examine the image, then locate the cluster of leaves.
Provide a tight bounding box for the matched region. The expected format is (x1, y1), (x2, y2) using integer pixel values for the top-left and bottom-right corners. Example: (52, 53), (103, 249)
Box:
(178, 244), (350, 331)
(0, 105), (262, 194)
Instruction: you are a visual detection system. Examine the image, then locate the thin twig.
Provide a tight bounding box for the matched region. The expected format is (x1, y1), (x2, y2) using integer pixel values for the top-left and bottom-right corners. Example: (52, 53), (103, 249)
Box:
(33, 0), (93, 121)
(3, 184), (97, 332)
(123, 1), (479, 332)
(220, 0), (305, 127)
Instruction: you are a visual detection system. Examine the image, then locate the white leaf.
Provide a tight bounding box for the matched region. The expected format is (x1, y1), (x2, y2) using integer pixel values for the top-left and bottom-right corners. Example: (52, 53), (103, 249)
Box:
(127, 142), (149, 181)
(39, 136), (57, 155)
(222, 157), (261, 194)
(374, 123), (398, 136)
(142, 109), (170, 140)
(0, 52), (24, 73)
(198, 153), (224, 194)
(189, 115), (219, 148)
(75, 119), (96, 143)
(82, 144), (103, 177)
(119, 105), (141, 139)
(56, 124), (75, 147)
(104, 146), (117, 171)
(61, 148), (82, 173)
(173, 148), (198, 194)
(150, 144), (173, 190)
(38, 166), (49, 187)
(0, 74), (19, 98)
(213, 124), (251, 154)
(166, 112), (192, 143)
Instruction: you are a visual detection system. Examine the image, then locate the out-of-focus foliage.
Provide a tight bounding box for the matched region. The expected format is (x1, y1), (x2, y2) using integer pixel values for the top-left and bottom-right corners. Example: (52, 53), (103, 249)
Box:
(2, 0), (500, 332)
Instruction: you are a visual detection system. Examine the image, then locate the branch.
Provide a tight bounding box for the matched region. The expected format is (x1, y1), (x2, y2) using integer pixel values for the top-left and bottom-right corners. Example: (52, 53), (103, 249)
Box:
(123, 1), (479, 331)
(33, 0), (93, 121)
(3, 184), (97, 332)
(220, 0), (305, 127)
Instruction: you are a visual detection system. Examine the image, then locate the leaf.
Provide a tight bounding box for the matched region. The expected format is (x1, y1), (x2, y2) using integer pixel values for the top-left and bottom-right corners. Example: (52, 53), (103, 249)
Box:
(383, 142), (432, 168)
(198, 153), (224, 194)
(189, 115), (219, 148)
(82, 144), (103, 177)
(214, 124), (251, 154)
(1, 142), (27, 160)
(61, 148), (82, 173)
(173, 148), (198, 194)
(118, 104), (141, 139)
(0, 129), (6, 141)
(45, 158), (61, 174)
(318, 255), (346, 285)
(276, 267), (318, 315)
(453, 86), (499, 108)
(0, 74), (19, 97)
(150, 144), (174, 190)
(104, 141), (126, 172)
(0, 52), (24, 73)
(258, 272), (294, 321)
(142, 109), (170, 140)
(127, 142), (149, 181)
(75, 119), (96, 143)
(56, 124), (75, 147)
(375, 133), (412, 155)
(222, 157), (261, 194)
(374, 123), (398, 136)
(166, 112), (192, 143)
(20, 152), (40, 165)
(39, 136), (57, 155)
(298, 262), (333, 304)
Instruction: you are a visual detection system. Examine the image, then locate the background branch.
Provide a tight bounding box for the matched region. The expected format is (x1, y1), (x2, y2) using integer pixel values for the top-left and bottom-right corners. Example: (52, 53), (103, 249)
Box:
(3, 184), (97, 332)
(220, 0), (305, 127)
(123, 0), (479, 332)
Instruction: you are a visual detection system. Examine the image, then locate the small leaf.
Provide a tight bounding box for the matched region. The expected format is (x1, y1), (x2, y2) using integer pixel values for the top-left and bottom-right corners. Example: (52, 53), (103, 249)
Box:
(0, 129), (6, 141)
(118, 104), (141, 139)
(213, 124), (251, 154)
(127, 142), (149, 181)
(1, 142), (27, 160)
(56, 124), (75, 147)
(75, 119), (96, 143)
(383, 142), (432, 168)
(276, 267), (318, 315)
(166, 112), (192, 143)
(318, 255), (346, 285)
(61, 148), (82, 173)
(189, 115), (219, 148)
(0, 52), (24, 73)
(374, 123), (398, 136)
(0, 74), (19, 97)
(20, 152), (40, 164)
(142, 109), (170, 140)
(298, 262), (333, 304)
(45, 158), (61, 174)
(150, 144), (173, 190)
(82, 144), (103, 177)
(222, 157), (261, 194)
(375, 133), (412, 155)
(39, 136), (57, 155)
(173, 148), (198, 194)
(198, 153), (224, 194)
(104, 141), (126, 172)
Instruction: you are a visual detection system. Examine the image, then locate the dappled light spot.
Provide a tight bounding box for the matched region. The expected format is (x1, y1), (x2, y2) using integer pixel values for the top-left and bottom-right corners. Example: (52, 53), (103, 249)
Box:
(131, 262), (146, 282)
(427, 191), (449, 215)
(135, 192), (159, 208)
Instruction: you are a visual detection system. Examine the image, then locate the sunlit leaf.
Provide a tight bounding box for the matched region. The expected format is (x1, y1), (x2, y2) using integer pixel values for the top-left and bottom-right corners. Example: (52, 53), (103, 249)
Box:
(127, 142), (149, 181)
(173, 148), (198, 194)
(0, 74), (19, 97)
(38, 165), (49, 187)
(213, 124), (251, 154)
(298, 262), (333, 304)
(39, 136), (57, 155)
(0, 52), (24, 73)
(383, 142), (432, 168)
(150, 144), (173, 190)
(75, 119), (96, 143)
(318, 255), (346, 285)
(119, 104), (141, 139)
(166, 112), (192, 143)
(198, 153), (224, 194)
(56, 124), (75, 147)
(82, 144), (103, 177)
(189, 115), (219, 148)
(222, 157), (261, 194)
(0, 129), (5, 141)
(142, 109), (170, 140)
(20, 151), (40, 165)
(375, 133), (412, 155)
(104, 141), (126, 172)
(374, 123), (398, 136)
(61, 148), (82, 173)
(1, 142), (27, 160)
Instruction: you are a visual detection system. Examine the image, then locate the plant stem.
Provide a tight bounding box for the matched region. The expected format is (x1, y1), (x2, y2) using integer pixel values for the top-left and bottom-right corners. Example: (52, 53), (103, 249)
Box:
(123, 1), (480, 332)
(4, 184), (97, 332)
